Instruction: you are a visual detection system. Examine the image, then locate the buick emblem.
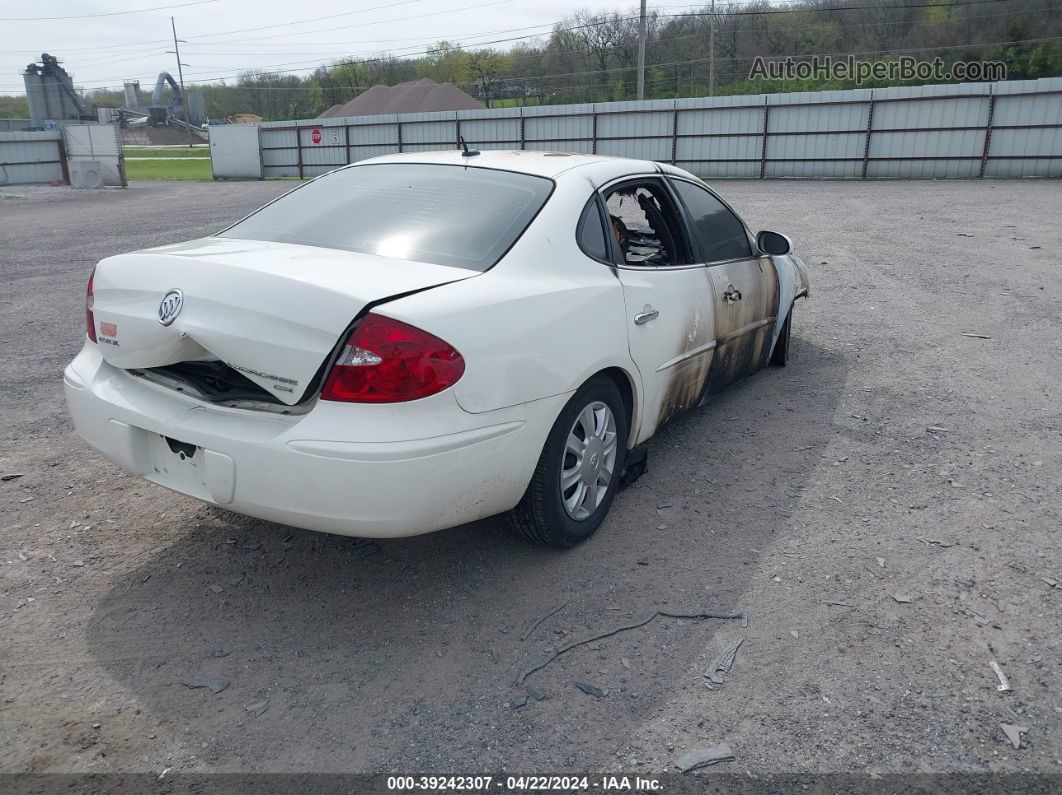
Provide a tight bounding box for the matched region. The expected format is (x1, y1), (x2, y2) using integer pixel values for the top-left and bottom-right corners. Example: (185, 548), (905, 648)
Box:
(157, 289), (184, 326)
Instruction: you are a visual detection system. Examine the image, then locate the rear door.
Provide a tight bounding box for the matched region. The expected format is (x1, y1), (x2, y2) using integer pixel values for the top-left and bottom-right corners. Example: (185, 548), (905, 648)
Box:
(603, 177), (716, 443)
(668, 178), (779, 394)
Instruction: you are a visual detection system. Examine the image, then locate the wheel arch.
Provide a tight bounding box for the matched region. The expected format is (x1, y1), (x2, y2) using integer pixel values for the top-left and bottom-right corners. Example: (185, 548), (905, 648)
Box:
(590, 366), (639, 450)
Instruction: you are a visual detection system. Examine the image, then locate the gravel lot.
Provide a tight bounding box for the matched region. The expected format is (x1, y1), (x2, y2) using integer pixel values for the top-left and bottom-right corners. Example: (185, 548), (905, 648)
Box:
(1, 178), (1059, 779)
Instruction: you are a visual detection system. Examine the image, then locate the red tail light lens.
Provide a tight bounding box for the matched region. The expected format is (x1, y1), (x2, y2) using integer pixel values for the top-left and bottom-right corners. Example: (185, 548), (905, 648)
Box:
(321, 313), (464, 403)
(86, 268), (97, 343)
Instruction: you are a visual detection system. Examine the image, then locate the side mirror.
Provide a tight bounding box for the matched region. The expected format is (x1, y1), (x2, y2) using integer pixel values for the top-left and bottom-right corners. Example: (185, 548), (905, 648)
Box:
(757, 230), (792, 256)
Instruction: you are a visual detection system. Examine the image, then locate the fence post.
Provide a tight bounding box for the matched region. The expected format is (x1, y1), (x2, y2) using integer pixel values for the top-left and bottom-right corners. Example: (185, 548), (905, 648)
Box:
(56, 136), (71, 186)
(980, 92), (996, 178)
(397, 120), (403, 154)
(671, 106), (679, 165)
(591, 110), (598, 155)
(519, 113), (526, 151)
(759, 101), (770, 179)
(862, 95), (875, 179)
(455, 118), (461, 149)
(295, 125), (304, 180)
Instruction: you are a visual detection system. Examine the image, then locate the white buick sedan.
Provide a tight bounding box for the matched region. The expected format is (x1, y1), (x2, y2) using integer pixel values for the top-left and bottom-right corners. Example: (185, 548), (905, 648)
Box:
(65, 150), (809, 547)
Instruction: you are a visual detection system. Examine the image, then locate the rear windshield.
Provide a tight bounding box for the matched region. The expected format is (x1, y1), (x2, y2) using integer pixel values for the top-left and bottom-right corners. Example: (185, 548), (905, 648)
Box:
(220, 163), (554, 271)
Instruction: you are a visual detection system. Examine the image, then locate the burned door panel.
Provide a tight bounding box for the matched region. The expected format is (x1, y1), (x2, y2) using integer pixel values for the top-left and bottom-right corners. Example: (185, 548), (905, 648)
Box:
(705, 256), (778, 394)
(618, 265), (716, 444)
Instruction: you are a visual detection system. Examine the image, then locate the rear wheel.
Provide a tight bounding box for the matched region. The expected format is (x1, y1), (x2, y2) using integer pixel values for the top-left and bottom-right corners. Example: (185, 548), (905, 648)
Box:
(770, 309), (792, 367)
(509, 376), (628, 548)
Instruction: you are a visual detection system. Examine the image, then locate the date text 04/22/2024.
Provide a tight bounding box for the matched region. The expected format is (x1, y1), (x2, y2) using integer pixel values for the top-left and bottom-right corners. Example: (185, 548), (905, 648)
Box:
(386, 776), (663, 791)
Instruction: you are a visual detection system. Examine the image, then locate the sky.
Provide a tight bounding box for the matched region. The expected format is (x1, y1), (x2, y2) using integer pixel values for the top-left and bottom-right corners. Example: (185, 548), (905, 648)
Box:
(0, 0), (681, 96)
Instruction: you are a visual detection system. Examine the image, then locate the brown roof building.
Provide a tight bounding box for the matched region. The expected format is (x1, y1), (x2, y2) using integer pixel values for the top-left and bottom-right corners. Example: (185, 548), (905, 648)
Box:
(318, 78), (485, 118)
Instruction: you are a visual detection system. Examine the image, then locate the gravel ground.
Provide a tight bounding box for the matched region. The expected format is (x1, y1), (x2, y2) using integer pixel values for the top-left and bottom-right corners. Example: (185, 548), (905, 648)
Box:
(0, 178), (1059, 779)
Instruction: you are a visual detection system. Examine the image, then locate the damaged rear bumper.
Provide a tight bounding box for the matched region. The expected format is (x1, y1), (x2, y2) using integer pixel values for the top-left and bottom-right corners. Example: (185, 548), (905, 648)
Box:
(64, 343), (563, 537)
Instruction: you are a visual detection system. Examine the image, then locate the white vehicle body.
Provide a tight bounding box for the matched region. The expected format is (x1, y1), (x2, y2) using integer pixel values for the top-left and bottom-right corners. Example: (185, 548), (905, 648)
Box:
(65, 150), (809, 541)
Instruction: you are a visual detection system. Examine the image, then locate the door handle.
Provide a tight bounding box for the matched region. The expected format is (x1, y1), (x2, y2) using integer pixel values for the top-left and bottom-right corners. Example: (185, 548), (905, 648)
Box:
(723, 284), (742, 303)
(634, 307), (659, 325)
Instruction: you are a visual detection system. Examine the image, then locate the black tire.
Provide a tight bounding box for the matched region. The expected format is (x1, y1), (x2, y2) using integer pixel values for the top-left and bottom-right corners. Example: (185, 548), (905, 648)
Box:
(770, 309), (792, 367)
(509, 376), (629, 548)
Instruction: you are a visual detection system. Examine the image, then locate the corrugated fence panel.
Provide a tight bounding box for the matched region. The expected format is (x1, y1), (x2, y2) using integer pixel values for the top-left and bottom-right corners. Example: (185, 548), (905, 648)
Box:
(226, 78), (1062, 180)
(677, 134), (761, 163)
(597, 138), (672, 160)
(769, 101), (868, 133)
(0, 131), (63, 185)
(767, 132), (865, 160)
(523, 113), (594, 144)
(401, 120), (456, 145)
(873, 95), (989, 131)
(458, 117), (521, 144)
(596, 111), (672, 139)
(349, 144), (400, 162)
(871, 128), (985, 159)
(677, 106), (763, 136)
(348, 122), (400, 146)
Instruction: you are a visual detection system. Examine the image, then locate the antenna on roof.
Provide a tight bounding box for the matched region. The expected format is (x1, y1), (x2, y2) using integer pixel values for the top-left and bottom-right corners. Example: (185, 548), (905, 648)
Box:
(459, 135), (480, 157)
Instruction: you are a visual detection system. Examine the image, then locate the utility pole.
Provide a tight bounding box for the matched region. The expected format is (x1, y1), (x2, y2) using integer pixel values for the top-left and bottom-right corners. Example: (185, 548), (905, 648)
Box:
(169, 16), (193, 146)
(636, 0), (647, 101)
(708, 0), (716, 97)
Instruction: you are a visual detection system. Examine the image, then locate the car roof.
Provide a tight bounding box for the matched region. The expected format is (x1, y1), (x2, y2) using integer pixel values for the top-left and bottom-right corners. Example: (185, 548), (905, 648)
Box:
(354, 149), (661, 180)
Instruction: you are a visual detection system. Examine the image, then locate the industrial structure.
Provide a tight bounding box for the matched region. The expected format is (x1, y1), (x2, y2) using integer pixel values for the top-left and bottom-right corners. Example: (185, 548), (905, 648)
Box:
(21, 53), (95, 129)
(122, 76), (205, 129)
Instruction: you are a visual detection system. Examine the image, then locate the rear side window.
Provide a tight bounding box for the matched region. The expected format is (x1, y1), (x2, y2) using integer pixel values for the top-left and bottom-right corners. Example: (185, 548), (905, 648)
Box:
(220, 163), (554, 271)
(670, 179), (752, 263)
(577, 198), (609, 262)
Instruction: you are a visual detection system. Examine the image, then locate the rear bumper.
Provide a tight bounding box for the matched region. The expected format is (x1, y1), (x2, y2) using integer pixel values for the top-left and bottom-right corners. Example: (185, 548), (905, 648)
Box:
(63, 344), (564, 537)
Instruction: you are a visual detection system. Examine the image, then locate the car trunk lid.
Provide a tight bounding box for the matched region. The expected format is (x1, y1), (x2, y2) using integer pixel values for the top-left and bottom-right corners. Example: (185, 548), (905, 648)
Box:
(90, 237), (475, 405)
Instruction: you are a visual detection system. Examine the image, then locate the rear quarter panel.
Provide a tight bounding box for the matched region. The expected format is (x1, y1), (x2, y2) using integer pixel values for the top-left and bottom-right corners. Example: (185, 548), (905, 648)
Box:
(380, 176), (637, 417)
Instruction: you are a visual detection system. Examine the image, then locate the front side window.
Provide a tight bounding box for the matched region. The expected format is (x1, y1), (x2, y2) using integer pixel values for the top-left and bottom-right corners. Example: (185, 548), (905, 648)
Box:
(604, 180), (693, 267)
(220, 164), (554, 272)
(670, 179), (752, 263)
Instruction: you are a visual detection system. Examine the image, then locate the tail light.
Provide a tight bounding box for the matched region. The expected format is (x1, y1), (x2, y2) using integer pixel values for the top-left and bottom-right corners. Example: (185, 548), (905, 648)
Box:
(86, 268), (97, 343)
(321, 313), (464, 403)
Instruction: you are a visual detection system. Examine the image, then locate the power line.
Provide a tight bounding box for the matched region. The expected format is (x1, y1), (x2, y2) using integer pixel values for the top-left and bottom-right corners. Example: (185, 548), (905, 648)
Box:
(40, 0), (1019, 90)
(0, 0), (219, 22)
(26, 34), (1055, 96)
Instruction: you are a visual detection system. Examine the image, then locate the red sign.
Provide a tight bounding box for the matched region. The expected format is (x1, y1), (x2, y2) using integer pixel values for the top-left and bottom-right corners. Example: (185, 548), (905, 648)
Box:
(311, 128), (322, 145)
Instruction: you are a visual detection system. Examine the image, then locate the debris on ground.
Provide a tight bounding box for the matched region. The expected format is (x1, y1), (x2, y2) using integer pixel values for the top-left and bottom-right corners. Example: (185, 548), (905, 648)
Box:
(521, 602), (568, 641)
(575, 682), (606, 698)
(510, 695), (528, 710)
(3, 473), (25, 481)
(916, 537), (955, 548)
(1000, 723), (1027, 749)
(892, 593), (914, 604)
(181, 675), (230, 694)
(1041, 577), (1059, 589)
(526, 686), (547, 701)
(961, 333), (992, 339)
(209, 584), (223, 594)
(516, 609), (744, 684)
(927, 426), (948, 433)
(245, 700), (269, 717)
(213, 648), (231, 658)
(705, 638), (744, 685)
(989, 660), (1012, 692)
(675, 742), (735, 772)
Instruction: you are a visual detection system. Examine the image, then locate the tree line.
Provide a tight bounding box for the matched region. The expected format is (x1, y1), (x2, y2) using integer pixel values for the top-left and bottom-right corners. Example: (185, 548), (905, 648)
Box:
(52, 0), (1062, 121)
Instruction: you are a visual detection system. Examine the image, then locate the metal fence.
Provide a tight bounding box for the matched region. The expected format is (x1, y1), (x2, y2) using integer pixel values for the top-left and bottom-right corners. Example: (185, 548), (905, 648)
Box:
(0, 130), (66, 185)
(238, 76), (1062, 181)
